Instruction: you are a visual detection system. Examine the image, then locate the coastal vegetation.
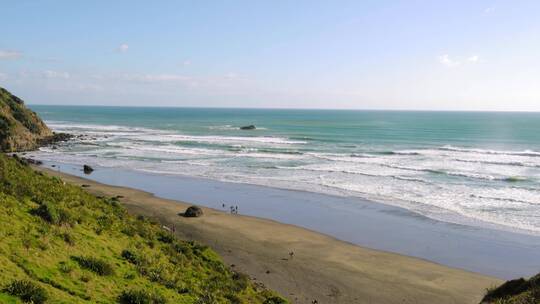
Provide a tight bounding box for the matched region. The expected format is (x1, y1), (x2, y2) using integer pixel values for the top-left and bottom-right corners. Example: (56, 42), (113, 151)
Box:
(0, 87), (54, 151)
(0, 153), (287, 303)
(481, 274), (540, 304)
(0, 85), (534, 303)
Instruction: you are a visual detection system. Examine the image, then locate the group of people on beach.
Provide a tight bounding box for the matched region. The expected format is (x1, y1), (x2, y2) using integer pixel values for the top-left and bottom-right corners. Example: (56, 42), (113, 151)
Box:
(222, 203), (239, 214)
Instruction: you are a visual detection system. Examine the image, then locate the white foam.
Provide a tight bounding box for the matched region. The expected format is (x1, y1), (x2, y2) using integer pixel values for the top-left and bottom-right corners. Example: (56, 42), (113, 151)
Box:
(440, 145), (540, 157)
(134, 134), (306, 145)
(30, 121), (540, 235)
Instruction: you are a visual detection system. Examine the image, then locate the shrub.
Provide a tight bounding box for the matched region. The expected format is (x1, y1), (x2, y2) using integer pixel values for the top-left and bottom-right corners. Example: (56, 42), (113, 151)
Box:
(97, 215), (113, 231)
(121, 249), (142, 265)
(173, 242), (192, 256)
(71, 256), (114, 276)
(157, 232), (174, 244)
(61, 232), (75, 245)
(225, 293), (242, 304)
(482, 273), (540, 303)
(3, 279), (48, 304)
(134, 222), (154, 239)
(231, 272), (249, 292)
(32, 202), (60, 224)
(121, 224), (136, 237)
(59, 261), (74, 274)
(32, 202), (73, 226)
(37, 239), (49, 251)
(118, 289), (167, 304)
(124, 272), (136, 280)
(263, 296), (288, 304)
(80, 274), (91, 283)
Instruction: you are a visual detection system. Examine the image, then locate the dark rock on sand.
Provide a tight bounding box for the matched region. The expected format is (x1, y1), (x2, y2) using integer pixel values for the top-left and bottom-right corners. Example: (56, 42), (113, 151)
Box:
(83, 165), (94, 174)
(240, 125), (256, 130)
(182, 205), (203, 217)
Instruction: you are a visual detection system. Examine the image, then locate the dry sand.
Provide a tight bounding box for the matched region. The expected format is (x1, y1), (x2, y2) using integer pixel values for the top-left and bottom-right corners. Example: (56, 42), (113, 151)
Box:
(37, 166), (501, 304)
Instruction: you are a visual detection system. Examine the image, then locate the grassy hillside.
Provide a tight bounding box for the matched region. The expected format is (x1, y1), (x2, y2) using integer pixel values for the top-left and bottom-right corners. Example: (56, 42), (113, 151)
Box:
(0, 154), (286, 303)
(0, 87), (54, 152)
(481, 274), (539, 304)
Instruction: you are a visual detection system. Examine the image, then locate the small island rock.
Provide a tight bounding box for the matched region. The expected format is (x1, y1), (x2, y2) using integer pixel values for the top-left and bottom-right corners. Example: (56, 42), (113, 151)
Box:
(240, 125), (256, 130)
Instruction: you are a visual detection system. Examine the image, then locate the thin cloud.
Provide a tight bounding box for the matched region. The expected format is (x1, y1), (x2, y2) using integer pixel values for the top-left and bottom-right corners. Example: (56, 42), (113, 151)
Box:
(123, 73), (192, 83)
(484, 7), (495, 14)
(117, 43), (129, 53)
(438, 54), (481, 67)
(114, 72), (249, 90)
(438, 54), (460, 67)
(225, 72), (239, 79)
(0, 50), (22, 60)
(182, 60), (191, 66)
(43, 70), (70, 79)
(467, 55), (479, 63)
(0, 72), (7, 81)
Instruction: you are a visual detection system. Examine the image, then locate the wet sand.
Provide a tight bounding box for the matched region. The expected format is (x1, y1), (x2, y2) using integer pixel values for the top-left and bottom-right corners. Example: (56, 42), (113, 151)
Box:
(35, 166), (500, 304)
(40, 162), (540, 279)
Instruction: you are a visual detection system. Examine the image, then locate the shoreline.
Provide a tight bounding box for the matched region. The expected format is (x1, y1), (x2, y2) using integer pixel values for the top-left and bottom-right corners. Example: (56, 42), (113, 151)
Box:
(34, 165), (501, 304)
(37, 161), (540, 280)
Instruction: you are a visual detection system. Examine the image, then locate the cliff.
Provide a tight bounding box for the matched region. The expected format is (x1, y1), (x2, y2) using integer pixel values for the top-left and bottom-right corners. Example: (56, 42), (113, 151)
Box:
(0, 87), (53, 152)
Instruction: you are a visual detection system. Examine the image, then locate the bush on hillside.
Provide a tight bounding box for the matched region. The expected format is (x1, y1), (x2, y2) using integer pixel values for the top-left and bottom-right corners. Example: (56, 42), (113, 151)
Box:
(32, 202), (59, 223)
(61, 232), (75, 245)
(121, 249), (143, 265)
(71, 256), (114, 276)
(232, 272), (250, 292)
(118, 289), (167, 304)
(3, 280), (48, 304)
(157, 232), (174, 244)
(263, 297), (289, 304)
(32, 202), (73, 226)
(482, 273), (540, 303)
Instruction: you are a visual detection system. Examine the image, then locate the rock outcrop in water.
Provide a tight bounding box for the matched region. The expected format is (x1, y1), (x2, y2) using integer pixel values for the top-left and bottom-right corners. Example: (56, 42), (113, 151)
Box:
(0, 87), (71, 152)
(240, 125), (256, 130)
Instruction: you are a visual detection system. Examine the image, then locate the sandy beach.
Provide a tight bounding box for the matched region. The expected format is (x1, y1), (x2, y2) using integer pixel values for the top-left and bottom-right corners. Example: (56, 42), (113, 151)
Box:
(34, 166), (501, 304)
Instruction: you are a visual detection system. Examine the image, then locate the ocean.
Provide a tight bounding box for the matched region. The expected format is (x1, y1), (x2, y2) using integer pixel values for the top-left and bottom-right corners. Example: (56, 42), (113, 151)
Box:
(28, 105), (540, 235)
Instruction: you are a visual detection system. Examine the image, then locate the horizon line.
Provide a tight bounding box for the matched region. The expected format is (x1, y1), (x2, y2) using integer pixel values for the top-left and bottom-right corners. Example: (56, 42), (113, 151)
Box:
(27, 103), (540, 113)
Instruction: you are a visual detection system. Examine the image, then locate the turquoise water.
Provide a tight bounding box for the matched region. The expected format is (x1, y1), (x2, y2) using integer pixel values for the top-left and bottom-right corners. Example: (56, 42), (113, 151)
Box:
(28, 105), (540, 234)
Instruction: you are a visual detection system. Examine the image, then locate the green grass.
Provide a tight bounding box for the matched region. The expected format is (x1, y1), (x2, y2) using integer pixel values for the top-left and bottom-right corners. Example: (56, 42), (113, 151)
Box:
(0, 292), (23, 303)
(481, 274), (540, 304)
(0, 154), (287, 303)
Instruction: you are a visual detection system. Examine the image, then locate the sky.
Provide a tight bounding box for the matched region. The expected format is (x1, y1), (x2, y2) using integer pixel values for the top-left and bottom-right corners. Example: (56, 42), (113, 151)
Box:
(1, 0), (539, 110)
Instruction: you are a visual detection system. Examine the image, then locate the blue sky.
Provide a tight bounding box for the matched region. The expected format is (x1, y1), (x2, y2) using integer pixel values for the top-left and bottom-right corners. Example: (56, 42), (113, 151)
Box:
(1, 0), (539, 110)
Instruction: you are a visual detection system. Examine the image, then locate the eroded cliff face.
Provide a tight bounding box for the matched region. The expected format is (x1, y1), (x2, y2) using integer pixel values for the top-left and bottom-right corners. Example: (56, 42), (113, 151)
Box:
(0, 87), (53, 152)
